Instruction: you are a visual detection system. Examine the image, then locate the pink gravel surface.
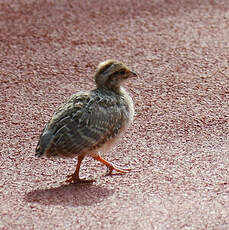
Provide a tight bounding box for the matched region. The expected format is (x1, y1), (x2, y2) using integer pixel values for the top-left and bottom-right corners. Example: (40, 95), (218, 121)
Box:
(1, 0), (229, 229)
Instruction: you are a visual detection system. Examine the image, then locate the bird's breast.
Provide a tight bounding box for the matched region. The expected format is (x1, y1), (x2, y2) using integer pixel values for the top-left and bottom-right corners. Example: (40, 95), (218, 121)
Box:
(119, 87), (134, 124)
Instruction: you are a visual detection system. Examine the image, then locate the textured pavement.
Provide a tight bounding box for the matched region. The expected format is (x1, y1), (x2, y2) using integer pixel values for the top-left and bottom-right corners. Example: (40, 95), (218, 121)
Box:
(1, 0), (229, 229)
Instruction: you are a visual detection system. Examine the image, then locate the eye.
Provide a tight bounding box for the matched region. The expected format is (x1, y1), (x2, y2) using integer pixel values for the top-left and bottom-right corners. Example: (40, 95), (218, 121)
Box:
(119, 70), (125, 75)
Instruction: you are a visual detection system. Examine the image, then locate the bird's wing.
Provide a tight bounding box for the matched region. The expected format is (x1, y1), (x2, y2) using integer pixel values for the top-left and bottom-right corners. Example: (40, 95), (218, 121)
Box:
(42, 91), (127, 156)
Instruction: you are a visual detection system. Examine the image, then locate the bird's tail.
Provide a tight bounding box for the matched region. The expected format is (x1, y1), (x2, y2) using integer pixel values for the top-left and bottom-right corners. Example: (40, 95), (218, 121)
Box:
(35, 128), (54, 157)
(35, 141), (45, 157)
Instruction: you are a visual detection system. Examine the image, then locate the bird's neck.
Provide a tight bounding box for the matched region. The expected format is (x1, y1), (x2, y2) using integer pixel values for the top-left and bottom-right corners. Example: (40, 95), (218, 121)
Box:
(97, 85), (123, 95)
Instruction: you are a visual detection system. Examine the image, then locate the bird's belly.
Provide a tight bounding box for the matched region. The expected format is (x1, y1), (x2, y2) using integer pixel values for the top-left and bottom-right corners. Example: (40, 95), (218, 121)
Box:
(90, 120), (129, 157)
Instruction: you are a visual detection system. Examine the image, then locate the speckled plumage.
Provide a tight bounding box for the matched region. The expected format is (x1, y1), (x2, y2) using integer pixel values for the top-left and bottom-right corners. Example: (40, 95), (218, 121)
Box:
(35, 60), (136, 183)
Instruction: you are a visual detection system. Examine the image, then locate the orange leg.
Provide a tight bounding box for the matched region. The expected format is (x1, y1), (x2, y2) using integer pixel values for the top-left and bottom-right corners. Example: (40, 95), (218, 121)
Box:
(66, 154), (95, 183)
(92, 154), (131, 176)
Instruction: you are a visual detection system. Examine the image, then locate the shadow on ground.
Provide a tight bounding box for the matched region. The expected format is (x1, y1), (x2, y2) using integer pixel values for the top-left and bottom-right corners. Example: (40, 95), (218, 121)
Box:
(25, 183), (114, 207)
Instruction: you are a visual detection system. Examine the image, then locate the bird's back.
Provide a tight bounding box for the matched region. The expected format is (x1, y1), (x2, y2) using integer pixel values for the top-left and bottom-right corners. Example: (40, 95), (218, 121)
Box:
(35, 87), (133, 158)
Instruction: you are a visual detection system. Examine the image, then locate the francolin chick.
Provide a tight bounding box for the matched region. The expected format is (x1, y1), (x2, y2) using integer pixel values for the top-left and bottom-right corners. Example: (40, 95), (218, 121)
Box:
(35, 60), (136, 183)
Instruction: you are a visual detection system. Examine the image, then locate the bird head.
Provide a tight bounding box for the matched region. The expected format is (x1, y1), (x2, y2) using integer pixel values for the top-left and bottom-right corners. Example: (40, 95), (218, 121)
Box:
(95, 60), (137, 90)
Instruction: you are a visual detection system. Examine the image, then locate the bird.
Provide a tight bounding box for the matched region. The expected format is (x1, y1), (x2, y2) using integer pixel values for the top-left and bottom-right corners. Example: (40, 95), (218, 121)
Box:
(35, 59), (136, 183)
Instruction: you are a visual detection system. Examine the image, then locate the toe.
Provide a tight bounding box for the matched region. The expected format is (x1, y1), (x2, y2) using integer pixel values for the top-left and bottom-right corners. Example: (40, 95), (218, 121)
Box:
(105, 165), (131, 176)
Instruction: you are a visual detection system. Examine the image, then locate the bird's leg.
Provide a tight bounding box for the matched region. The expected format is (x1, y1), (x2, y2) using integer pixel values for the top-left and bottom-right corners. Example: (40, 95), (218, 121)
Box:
(66, 154), (95, 183)
(92, 154), (131, 176)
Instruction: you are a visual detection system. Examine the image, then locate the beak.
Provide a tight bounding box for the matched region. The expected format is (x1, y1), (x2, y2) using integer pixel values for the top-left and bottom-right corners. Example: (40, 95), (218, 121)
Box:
(131, 71), (137, 77)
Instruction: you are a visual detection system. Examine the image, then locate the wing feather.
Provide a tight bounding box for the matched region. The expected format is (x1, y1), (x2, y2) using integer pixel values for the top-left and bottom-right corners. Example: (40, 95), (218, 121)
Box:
(41, 90), (127, 157)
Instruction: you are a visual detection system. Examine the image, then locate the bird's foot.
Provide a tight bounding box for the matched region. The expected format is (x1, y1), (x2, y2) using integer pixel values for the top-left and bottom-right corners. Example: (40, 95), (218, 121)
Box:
(92, 154), (131, 176)
(105, 165), (131, 176)
(66, 174), (96, 184)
